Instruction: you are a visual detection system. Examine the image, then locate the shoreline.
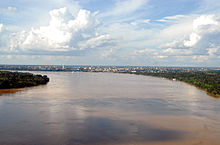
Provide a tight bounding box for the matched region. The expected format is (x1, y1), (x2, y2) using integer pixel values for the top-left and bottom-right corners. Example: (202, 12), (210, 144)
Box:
(129, 72), (220, 98)
(0, 70), (219, 98)
(0, 71), (49, 90)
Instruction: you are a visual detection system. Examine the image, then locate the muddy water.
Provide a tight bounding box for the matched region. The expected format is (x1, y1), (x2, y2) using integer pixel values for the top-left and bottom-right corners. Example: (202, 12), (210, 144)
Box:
(0, 72), (219, 145)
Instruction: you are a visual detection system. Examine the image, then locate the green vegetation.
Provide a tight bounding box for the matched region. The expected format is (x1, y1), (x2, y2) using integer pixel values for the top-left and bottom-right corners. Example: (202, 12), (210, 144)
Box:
(0, 71), (49, 89)
(132, 71), (220, 96)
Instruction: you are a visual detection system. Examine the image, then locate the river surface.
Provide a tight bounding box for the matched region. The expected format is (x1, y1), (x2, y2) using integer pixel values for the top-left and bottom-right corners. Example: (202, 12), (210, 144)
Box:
(0, 72), (220, 145)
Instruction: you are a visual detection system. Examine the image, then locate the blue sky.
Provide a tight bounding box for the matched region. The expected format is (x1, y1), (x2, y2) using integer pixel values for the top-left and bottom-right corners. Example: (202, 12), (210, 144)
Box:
(0, 0), (220, 66)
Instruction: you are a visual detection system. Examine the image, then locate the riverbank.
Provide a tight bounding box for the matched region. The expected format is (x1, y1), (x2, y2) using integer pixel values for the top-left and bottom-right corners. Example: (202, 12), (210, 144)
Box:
(126, 71), (220, 98)
(0, 71), (49, 89)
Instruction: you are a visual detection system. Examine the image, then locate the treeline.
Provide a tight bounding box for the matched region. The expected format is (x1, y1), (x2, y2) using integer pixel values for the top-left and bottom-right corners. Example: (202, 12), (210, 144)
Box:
(132, 71), (220, 96)
(0, 71), (49, 89)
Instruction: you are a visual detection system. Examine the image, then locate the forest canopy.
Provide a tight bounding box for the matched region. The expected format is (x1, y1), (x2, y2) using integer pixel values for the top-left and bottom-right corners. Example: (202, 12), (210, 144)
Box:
(0, 71), (49, 89)
(132, 70), (220, 96)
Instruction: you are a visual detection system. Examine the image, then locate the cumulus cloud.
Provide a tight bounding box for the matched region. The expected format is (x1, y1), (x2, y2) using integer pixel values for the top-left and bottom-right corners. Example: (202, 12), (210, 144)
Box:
(161, 15), (220, 57)
(133, 14), (220, 65)
(10, 7), (114, 55)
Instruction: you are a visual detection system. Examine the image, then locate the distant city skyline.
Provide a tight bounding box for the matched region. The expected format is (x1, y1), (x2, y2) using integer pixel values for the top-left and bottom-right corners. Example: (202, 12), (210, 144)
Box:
(0, 0), (220, 66)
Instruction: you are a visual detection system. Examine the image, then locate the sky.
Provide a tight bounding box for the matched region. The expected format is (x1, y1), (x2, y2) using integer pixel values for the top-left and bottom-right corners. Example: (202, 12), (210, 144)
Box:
(0, 0), (220, 66)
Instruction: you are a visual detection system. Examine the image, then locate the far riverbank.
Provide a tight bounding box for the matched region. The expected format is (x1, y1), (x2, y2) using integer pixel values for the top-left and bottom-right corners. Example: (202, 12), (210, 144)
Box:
(125, 71), (220, 98)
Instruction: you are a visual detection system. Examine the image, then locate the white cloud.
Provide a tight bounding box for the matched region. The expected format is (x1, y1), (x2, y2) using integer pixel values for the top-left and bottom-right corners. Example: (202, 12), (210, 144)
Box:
(132, 14), (220, 65)
(2, 7), (17, 13)
(10, 7), (113, 54)
(208, 47), (218, 56)
(78, 34), (114, 50)
(161, 15), (220, 57)
(100, 48), (114, 58)
(157, 15), (188, 23)
(158, 17), (194, 41)
(135, 48), (165, 59)
(183, 33), (200, 47)
(135, 48), (156, 54)
(131, 19), (150, 25)
(162, 48), (192, 56)
(183, 15), (218, 47)
(193, 15), (218, 29)
(0, 24), (3, 32)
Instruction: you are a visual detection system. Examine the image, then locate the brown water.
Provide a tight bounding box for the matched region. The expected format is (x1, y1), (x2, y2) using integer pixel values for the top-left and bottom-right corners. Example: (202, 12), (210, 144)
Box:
(0, 72), (220, 145)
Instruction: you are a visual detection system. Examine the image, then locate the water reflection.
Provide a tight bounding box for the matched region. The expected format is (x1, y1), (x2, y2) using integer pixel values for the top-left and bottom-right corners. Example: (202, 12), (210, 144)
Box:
(0, 97), (187, 145)
(0, 89), (20, 96)
(67, 117), (186, 145)
(0, 72), (220, 145)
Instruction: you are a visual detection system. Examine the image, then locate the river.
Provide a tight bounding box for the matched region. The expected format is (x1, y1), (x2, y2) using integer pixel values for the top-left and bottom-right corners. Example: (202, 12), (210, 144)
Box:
(0, 72), (219, 145)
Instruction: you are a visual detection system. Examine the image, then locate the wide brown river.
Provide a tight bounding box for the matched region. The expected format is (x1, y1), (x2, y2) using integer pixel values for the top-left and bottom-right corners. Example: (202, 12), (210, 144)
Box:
(0, 72), (220, 145)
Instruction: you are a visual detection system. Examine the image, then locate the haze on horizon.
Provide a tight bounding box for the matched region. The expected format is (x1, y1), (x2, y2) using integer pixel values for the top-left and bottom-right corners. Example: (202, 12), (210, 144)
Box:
(0, 0), (219, 67)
